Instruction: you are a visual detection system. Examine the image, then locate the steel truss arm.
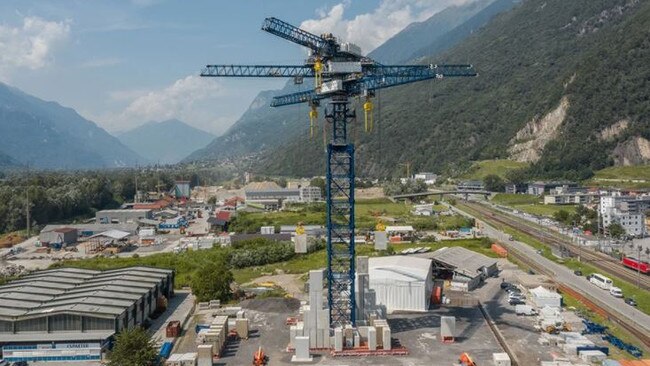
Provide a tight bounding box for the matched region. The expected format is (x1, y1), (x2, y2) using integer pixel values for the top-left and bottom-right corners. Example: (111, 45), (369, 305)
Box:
(261, 17), (335, 54)
(201, 65), (315, 78)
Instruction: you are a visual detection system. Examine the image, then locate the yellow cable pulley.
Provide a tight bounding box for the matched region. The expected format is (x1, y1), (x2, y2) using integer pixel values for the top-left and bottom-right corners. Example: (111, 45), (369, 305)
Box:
(296, 222), (306, 235)
(309, 105), (318, 139)
(314, 59), (323, 88)
(363, 97), (374, 132)
(375, 220), (386, 232)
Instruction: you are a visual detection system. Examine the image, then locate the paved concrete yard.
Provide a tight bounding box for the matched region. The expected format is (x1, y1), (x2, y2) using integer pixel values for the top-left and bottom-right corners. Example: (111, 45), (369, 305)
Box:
(212, 301), (503, 366)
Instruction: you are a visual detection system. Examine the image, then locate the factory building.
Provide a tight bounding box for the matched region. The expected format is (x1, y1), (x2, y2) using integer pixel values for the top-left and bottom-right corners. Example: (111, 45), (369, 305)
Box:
(0, 266), (174, 363)
(244, 182), (322, 210)
(41, 224), (139, 238)
(368, 256), (433, 313)
(38, 227), (78, 247)
(96, 209), (153, 224)
(429, 246), (498, 292)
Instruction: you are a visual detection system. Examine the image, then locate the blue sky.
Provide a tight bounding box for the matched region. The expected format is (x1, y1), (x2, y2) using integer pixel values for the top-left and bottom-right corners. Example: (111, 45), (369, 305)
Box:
(0, 0), (470, 135)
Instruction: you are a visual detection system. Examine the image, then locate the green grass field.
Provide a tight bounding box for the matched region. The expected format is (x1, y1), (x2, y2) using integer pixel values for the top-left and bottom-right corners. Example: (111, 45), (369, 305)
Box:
(594, 166), (650, 180)
(460, 159), (529, 180)
(491, 193), (576, 217)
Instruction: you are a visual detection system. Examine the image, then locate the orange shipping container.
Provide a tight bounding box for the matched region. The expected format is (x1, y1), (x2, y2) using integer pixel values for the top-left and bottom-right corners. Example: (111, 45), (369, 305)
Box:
(491, 243), (508, 257)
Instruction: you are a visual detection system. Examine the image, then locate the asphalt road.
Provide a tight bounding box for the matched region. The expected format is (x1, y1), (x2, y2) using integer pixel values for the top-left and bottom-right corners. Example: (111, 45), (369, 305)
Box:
(478, 217), (650, 335)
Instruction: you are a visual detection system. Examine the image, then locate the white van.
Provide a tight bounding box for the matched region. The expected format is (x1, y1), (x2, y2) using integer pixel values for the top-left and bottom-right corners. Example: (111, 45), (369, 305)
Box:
(589, 273), (613, 290)
(609, 287), (623, 298)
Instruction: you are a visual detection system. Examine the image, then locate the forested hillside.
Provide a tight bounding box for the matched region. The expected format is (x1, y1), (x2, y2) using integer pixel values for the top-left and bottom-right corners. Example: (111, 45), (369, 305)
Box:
(258, 0), (650, 179)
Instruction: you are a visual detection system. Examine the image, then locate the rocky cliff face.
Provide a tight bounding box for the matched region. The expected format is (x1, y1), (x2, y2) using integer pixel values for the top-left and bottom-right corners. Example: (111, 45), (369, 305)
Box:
(612, 136), (650, 166)
(508, 96), (569, 163)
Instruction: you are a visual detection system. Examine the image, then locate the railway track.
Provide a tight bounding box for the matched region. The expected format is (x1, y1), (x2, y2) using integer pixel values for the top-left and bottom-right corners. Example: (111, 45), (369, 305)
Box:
(459, 201), (650, 291)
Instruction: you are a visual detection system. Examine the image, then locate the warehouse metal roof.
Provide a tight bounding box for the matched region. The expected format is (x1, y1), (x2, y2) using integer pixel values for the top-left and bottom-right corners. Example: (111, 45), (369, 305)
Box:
(428, 246), (497, 278)
(0, 266), (173, 320)
(0, 330), (114, 343)
(369, 256), (432, 282)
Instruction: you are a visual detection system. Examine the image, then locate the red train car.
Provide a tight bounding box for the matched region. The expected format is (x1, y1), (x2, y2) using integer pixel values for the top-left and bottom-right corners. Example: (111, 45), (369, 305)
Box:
(622, 256), (650, 274)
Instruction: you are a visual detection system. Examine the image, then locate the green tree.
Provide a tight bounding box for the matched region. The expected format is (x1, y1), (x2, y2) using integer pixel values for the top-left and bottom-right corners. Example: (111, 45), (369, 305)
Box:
(483, 174), (505, 192)
(553, 209), (571, 225)
(191, 263), (233, 302)
(277, 177), (288, 188)
(607, 223), (626, 239)
(108, 327), (157, 366)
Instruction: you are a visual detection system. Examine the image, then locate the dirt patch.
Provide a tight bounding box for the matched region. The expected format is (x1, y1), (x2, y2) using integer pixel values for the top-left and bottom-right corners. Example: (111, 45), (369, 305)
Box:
(240, 297), (301, 313)
(249, 274), (305, 299)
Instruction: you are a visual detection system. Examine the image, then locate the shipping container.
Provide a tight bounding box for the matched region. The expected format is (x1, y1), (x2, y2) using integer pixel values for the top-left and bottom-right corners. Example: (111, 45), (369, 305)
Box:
(491, 243), (508, 257)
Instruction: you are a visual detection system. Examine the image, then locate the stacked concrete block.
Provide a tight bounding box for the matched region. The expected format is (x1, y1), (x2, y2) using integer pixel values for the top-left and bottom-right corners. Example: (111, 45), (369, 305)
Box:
(440, 316), (456, 343)
(367, 326), (377, 351)
(196, 346), (212, 366)
(203, 315), (229, 357)
(197, 345), (212, 366)
(291, 269), (331, 349)
(236, 318), (249, 339)
(334, 327), (344, 352)
(355, 256), (370, 323)
(371, 319), (390, 349)
(374, 231), (387, 250)
(209, 300), (221, 309)
(382, 327), (392, 350)
(295, 234), (308, 253)
(292, 336), (313, 362)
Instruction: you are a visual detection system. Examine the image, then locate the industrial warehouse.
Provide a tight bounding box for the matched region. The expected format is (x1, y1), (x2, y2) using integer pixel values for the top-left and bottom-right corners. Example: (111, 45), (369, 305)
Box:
(0, 267), (174, 363)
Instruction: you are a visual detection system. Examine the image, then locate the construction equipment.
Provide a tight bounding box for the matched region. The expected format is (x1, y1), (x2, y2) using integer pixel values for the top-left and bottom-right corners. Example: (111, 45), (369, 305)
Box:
(458, 352), (477, 366)
(200, 17), (476, 328)
(252, 346), (268, 366)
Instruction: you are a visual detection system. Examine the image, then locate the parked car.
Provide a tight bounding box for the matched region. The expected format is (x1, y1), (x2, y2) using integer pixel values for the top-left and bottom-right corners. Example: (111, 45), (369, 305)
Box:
(509, 298), (526, 305)
(500, 282), (512, 290)
(625, 298), (637, 306)
(609, 287), (623, 298)
(574, 270), (583, 276)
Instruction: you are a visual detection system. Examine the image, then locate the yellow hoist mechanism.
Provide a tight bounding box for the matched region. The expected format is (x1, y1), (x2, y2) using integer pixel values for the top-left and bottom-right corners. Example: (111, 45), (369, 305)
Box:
(295, 222), (306, 235)
(363, 96), (373, 132)
(309, 104), (318, 139)
(313, 58), (323, 88)
(375, 220), (386, 232)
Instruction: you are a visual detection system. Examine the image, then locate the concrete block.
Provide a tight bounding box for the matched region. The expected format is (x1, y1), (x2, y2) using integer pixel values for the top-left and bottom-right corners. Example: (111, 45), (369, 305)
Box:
(236, 318), (249, 339)
(309, 290), (323, 311)
(441, 316), (455, 342)
(289, 326), (297, 348)
(357, 256), (369, 274)
(367, 327), (377, 351)
(354, 332), (360, 348)
(309, 269), (324, 291)
(292, 336), (313, 362)
(317, 308), (329, 329)
(493, 352), (511, 366)
(323, 330), (331, 349)
(295, 234), (307, 253)
(309, 328), (317, 348)
(197, 345), (213, 366)
(236, 309), (246, 319)
(357, 326), (369, 338)
(334, 328), (343, 352)
(316, 329), (324, 348)
(374, 231), (387, 250)
(382, 328), (391, 350)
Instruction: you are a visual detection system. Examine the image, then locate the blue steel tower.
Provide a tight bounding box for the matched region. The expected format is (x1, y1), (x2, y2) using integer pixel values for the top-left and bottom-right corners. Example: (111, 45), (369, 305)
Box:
(200, 17), (476, 328)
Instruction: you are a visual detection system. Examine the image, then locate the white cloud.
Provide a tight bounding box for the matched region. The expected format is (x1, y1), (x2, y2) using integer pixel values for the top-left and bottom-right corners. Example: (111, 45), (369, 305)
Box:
(105, 75), (231, 133)
(300, 0), (473, 54)
(0, 16), (70, 73)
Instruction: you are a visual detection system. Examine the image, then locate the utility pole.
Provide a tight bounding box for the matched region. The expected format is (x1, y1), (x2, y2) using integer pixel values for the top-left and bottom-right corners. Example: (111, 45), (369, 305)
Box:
(25, 188), (30, 237)
(637, 244), (642, 289)
(135, 175), (139, 203)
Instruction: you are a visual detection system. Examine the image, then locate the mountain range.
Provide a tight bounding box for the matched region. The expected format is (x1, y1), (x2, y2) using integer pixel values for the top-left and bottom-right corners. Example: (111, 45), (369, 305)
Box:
(117, 119), (214, 165)
(187, 0), (650, 180)
(0, 82), (145, 169)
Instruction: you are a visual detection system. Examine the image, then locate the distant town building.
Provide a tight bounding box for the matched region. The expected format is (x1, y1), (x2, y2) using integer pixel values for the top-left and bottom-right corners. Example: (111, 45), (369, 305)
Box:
(96, 209), (153, 224)
(413, 172), (438, 185)
(457, 180), (485, 191)
(244, 182), (322, 210)
(172, 180), (191, 199)
(600, 194), (650, 237)
(527, 181), (578, 195)
(505, 183), (527, 194)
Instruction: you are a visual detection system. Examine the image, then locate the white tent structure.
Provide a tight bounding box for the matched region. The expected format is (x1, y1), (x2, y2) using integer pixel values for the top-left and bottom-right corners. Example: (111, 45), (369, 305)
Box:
(368, 256), (433, 313)
(530, 286), (562, 308)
